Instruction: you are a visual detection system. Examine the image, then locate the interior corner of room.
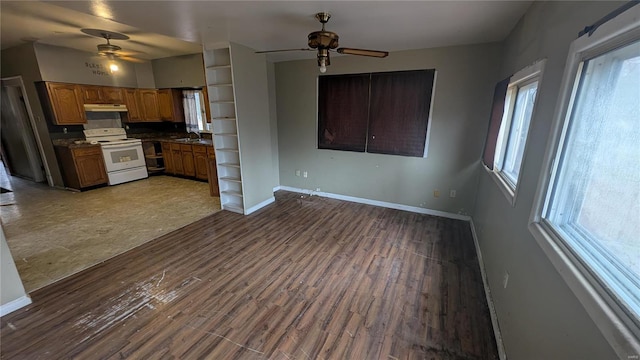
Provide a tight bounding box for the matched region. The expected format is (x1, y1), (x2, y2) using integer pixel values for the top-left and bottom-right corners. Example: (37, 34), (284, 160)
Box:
(0, 1), (638, 359)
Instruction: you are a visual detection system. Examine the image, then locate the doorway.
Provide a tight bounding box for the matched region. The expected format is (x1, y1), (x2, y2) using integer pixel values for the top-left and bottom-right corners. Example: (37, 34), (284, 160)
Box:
(0, 77), (49, 184)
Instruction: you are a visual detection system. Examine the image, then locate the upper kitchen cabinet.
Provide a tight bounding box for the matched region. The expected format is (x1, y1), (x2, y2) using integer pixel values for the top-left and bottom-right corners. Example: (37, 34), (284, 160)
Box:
(138, 89), (161, 121)
(123, 89), (142, 122)
(80, 85), (125, 104)
(204, 43), (274, 215)
(81, 85), (103, 103)
(37, 82), (86, 125)
(102, 87), (125, 104)
(157, 89), (184, 122)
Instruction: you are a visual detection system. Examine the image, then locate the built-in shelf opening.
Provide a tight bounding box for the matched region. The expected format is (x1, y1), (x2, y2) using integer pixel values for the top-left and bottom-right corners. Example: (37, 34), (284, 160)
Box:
(205, 45), (244, 215)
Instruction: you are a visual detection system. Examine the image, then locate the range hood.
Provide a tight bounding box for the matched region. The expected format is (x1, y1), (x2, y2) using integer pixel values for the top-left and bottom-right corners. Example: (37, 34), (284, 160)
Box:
(84, 104), (128, 112)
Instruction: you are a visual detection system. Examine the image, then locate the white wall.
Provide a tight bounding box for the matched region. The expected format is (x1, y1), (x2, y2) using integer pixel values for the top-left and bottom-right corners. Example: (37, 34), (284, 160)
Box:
(152, 53), (205, 88)
(275, 43), (502, 214)
(472, 2), (624, 358)
(34, 43), (139, 87)
(1, 226), (28, 311)
(230, 42), (278, 209)
(134, 62), (156, 89)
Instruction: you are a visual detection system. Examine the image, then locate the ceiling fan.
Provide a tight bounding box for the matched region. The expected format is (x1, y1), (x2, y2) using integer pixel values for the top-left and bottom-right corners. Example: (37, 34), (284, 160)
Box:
(81, 28), (145, 63)
(257, 12), (389, 73)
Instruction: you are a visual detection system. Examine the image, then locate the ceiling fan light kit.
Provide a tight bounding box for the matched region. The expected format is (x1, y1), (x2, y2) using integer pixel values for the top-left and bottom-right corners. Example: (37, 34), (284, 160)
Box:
(258, 12), (388, 73)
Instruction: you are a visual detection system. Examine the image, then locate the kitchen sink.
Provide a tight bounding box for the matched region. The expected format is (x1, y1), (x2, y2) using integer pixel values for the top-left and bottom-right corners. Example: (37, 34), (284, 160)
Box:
(174, 138), (202, 143)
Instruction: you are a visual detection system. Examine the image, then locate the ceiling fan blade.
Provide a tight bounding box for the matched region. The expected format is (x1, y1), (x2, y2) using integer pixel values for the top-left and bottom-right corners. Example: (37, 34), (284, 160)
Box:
(118, 56), (146, 63)
(255, 48), (315, 54)
(337, 48), (389, 58)
(116, 49), (146, 57)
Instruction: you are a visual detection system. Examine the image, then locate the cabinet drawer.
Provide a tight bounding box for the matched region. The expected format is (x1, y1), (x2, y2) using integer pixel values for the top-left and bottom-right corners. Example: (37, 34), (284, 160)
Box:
(180, 144), (193, 152)
(170, 143), (182, 151)
(192, 144), (207, 154)
(72, 146), (102, 157)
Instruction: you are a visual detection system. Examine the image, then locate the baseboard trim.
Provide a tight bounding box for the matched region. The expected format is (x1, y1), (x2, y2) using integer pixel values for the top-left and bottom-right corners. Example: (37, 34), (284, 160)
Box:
(277, 186), (470, 221)
(469, 219), (507, 360)
(244, 196), (275, 215)
(0, 296), (32, 317)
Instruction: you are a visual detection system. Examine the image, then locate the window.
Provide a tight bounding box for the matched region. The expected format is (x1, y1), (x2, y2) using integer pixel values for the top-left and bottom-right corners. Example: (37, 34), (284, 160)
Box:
(318, 69), (436, 157)
(483, 61), (545, 204)
(183, 89), (209, 133)
(530, 6), (640, 355)
(317, 74), (370, 152)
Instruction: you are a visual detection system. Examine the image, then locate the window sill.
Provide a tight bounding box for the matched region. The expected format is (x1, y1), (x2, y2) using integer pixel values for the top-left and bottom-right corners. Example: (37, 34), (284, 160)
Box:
(483, 165), (517, 207)
(528, 221), (640, 357)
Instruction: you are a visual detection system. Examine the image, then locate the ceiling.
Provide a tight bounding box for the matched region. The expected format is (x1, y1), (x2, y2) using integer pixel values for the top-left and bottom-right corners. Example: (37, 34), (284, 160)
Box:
(1, 1), (533, 62)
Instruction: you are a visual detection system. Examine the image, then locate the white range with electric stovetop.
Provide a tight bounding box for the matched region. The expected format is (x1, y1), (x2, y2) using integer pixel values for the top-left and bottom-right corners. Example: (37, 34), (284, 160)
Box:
(83, 128), (148, 185)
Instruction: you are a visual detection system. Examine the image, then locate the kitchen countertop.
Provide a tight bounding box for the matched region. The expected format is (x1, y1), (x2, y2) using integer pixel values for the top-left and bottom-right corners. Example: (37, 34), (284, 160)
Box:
(52, 139), (100, 149)
(52, 134), (213, 148)
(158, 138), (214, 146)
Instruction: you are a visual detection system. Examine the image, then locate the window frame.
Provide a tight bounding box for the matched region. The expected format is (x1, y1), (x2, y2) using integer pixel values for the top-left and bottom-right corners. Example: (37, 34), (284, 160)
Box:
(485, 60), (546, 206)
(195, 90), (211, 133)
(529, 6), (640, 357)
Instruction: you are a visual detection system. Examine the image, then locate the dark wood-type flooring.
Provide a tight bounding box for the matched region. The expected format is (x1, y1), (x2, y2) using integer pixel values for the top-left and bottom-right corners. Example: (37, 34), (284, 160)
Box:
(0, 191), (497, 359)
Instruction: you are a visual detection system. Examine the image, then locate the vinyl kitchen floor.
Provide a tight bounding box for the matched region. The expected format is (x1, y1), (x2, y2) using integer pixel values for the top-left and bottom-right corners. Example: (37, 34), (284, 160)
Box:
(0, 168), (220, 292)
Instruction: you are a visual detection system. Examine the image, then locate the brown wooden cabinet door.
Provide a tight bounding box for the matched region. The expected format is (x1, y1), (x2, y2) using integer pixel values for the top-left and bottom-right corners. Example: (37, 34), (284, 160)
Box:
(161, 142), (174, 174)
(46, 83), (86, 125)
(81, 85), (103, 103)
(73, 148), (108, 187)
(157, 89), (174, 121)
(193, 145), (208, 180)
(206, 146), (219, 196)
(182, 147), (195, 177)
(102, 87), (124, 104)
(124, 89), (142, 122)
(139, 89), (160, 121)
(207, 146), (216, 159)
(171, 144), (184, 175)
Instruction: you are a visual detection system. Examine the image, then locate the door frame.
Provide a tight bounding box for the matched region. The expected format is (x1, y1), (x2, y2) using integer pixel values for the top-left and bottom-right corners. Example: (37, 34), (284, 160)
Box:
(1, 76), (53, 186)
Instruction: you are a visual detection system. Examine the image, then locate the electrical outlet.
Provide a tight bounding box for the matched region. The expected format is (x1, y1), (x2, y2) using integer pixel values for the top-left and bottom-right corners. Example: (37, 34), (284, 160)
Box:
(295, 170), (300, 177)
(63, 127), (68, 134)
(303, 171), (308, 178)
(450, 190), (456, 198)
(433, 190), (440, 198)
(503, 272), (509, 289)
(315, 188), (321, 192)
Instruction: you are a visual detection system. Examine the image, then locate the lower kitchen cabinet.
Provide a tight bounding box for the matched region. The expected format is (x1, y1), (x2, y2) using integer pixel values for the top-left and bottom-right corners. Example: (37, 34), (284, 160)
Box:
(54, 145), (108, 190)
(161, 142), (174, 174)
(193, 144), (208, 180)
(170, 143), (184, 175)
(181, 144), (195, 177)
(161, 141), (216, 187)
(206, 146), (220, 196)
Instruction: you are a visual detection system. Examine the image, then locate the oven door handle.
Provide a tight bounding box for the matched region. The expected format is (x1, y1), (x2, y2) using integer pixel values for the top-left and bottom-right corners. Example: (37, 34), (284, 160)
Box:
(101, 144), (140, 151)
